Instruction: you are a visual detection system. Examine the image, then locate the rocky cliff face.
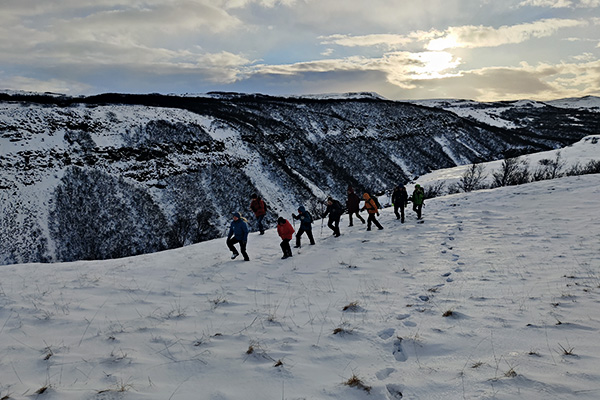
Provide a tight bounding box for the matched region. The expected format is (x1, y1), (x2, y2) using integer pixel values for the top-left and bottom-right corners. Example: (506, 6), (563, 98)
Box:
(1, 92), (598, 265)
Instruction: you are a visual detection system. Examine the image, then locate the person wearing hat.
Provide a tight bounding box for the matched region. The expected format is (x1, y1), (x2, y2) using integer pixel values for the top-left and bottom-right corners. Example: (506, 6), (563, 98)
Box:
(249, 193), (267, 235)
(392, 184), (409, 223)
(292, 205), (315, 248)
(322, 197), (343, 237)
(276, 217), (295, 259)
(226, 212), (250, 261)
(361, 193), (384, 231)
(346, 186), (365, 227)
(411, 184), (425, 220)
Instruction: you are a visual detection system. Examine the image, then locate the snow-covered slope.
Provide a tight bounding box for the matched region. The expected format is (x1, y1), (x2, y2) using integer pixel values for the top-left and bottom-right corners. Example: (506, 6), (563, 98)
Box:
(1, 173), (599, 399)
(415, 134), (600, 190)
(409, 97), (600, 129)
(546, 96), (600, 112)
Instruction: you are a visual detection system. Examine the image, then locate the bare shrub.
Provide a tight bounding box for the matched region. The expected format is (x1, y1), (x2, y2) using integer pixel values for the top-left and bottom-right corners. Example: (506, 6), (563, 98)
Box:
(532, 151), (565, 181)
(583, 159), (600, 174)
(491, 157), (530, 187)
(458, 163), (487, 192)
(423, 181), (446, 199)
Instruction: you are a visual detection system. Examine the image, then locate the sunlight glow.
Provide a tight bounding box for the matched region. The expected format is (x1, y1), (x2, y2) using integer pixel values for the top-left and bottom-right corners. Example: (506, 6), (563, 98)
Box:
(427, 35), (460, 51)
(410, 51), (461, 78)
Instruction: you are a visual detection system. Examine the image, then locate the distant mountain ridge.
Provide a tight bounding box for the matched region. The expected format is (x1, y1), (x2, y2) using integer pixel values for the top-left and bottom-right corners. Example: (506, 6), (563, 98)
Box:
(1, 91), (598, 265)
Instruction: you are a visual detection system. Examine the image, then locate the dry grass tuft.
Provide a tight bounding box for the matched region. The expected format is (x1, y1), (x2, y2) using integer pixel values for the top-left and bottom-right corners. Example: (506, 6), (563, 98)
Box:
(35, 386), (49, 395)
(442, 310), (453, 317)
(558, 343), (575, 356)
(344, 374), (371, 393)
(342, 301), (360, 312)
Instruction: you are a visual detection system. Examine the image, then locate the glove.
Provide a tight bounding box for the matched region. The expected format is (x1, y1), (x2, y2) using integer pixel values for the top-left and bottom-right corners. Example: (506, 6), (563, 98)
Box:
(377, 213), (380, 217)
(292, 213), (297, 218)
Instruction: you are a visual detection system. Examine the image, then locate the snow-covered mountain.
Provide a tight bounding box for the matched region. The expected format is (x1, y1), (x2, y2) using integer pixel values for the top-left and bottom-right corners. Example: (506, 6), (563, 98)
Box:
(409, 96), (600, 129)
(1, 91), (599, 265)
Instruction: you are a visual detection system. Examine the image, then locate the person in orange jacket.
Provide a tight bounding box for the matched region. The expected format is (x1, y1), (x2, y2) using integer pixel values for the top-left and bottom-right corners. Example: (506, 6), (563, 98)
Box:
(361, 193), (384, 231)
(276, 217), (295, 259)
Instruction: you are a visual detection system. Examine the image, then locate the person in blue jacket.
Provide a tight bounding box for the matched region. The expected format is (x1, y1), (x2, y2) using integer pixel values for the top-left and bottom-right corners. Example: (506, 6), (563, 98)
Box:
(292, 205), (316, 248)
(227, 212), (250, 261)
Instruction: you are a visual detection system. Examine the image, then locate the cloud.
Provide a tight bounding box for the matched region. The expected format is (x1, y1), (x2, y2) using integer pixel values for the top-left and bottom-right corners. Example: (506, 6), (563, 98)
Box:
(0, 74), (92, 94)
(397, 59), (600, 101)
(252, 50), (461, 88)
(319, 33), (429, 49)
(320, 19), (587, 53)
(519, 0), (600, 7)
(519, 0), (574, 7)
(245, 49), (600, 101)
(426, 19), (586, 50)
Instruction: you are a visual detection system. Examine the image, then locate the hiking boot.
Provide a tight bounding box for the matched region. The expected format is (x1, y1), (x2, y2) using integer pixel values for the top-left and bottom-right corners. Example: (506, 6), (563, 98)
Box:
(378, 227), (384, 230)
(293, 245), (301, 248)
(244, 257), (250, 261)
(310, 242), (315, 245)
(348, 223), (353, 227)
(231, 253), (239, 259)
(366, 227), (371, 231)
(281, 255), (289, 259)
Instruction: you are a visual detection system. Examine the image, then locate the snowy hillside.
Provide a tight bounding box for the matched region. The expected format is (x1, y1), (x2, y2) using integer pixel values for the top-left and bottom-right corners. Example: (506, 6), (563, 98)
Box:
(1, 173), (599, 400)
(409, 97), (600, 129)
(415, 135), (600, 190)
(2, 92), (599, 266)
(546, 96), (600, 112)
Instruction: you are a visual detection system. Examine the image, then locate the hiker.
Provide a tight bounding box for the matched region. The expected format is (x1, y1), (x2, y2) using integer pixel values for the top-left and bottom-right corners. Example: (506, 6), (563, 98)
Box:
(392, 184), (409, 223)
(361, 193), (384, 231)
(277, 217), (295, 259)
(411, 184), (425, 220)
(226, 212), (250, 261)
(346, 186), (365, 226)
(249, 193), (267, 235)
(322, 197), (343, 237)
(292, 206), (315, 248)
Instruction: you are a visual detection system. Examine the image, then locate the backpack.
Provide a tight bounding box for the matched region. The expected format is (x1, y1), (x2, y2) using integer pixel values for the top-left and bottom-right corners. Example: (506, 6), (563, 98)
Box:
(371, 195), (382, 210)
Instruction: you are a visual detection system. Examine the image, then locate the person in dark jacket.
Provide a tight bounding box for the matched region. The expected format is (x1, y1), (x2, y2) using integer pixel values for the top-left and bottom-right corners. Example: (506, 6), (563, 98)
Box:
(361, 193), (384, 231)
(277, 217), (295, 259)
(322, 197), (343, 237)
(249, 193), (267, 235)
(292, 205), (315, 248)
(227, 212), (250, 261)
(391, 184), (409, 223)
(346, 186), (365, 226)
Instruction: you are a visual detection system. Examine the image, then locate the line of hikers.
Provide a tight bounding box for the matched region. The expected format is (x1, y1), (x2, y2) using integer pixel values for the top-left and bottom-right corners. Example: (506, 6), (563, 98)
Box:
(227, 184), (425, 261)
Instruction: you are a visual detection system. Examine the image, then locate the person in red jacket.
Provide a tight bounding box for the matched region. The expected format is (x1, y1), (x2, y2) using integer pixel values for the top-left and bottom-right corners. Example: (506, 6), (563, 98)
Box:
(276, 217), (295, 259)
(249, 193), (267, 234)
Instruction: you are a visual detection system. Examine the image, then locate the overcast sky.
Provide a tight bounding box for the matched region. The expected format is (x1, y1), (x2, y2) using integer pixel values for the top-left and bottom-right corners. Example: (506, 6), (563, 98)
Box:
(1, 0), (599, 101)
